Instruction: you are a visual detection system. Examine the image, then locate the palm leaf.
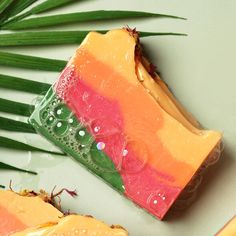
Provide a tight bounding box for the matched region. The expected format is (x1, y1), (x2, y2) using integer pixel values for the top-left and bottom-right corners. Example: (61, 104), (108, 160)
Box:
(2, 10), (186, 30)
(0, 74), (50, 94)
(0, 162), (37, 175)
(0, 116), (36, 133)
(0, 0), (37, 24)
(5, 0), (78, 24)
(0, 136), (65, 156)
(0, 185), (5, 188)
(0, 98), (34, 116)
(4, 0), (37, 17)
(30, 0), (77, 14)
(0, 51), (66, 71)
(0, 30), (91, 46)
(0, 30), (186, 47)
(139, 32), (187, 37)
(0, 0), (14, 14)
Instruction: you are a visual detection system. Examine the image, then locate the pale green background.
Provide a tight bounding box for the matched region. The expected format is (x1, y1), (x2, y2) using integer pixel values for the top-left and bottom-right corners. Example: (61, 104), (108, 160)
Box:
(0, 0), (236, 235)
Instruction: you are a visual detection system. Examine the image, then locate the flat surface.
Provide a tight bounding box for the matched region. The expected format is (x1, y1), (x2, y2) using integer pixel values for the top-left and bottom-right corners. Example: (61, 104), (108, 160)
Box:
(0, 0), (235, 235)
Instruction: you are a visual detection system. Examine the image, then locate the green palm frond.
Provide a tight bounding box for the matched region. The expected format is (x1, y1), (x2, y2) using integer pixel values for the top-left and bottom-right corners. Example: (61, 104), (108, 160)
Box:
(0, 116), (36, 133)
(4, 0), (77, 24)
(0, 98), (34, 116)
(0, 30), (186, 47)
(27, 0), (77, 14)
(4, 0), (37, 17)
(0, 0), (186, 175)
(0, 0), (37, 24)
(0, 74), (50, 93)
(0, 30), (94, 46)
(0, 136), (65, 156)
(0, 51), (66, 71)
(0, 162), (37, 175)
(0, 0), (14, 14)
(2, 10), (185, 30)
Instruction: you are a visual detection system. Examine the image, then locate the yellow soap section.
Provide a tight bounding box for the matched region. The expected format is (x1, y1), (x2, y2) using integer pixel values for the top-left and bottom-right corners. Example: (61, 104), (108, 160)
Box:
(136, 61), (201, 134)
(141, 56), (201, 129)
(216, 216), (236, 236)
(156, 115), (221, 170)
(0, 190), (62, 226)
(79, 28), (205, 134)
(74, 29), (222, 186)
(78, 29), (137, 86)
(13, 215), (128, 236)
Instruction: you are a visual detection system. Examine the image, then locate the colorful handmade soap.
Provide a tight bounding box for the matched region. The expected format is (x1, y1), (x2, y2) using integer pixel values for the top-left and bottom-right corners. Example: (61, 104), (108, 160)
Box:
(13, 215), (128, 236)
(0, 190), (62, 235)
(216, 216), (236, 236)
(29, 29), (222, 219)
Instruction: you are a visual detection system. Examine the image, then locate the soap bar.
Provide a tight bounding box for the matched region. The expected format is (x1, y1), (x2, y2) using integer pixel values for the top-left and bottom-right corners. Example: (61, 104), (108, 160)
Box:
(13, 215), (128, 236)
(216, 216), (236, 236)
(0, 189), (127, 235)
(29, 29), (222, 219)
(0, 190), (62, 235)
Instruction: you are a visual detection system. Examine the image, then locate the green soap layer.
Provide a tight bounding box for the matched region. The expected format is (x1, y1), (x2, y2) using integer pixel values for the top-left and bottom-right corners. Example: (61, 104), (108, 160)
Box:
(29, 87), (124, 192)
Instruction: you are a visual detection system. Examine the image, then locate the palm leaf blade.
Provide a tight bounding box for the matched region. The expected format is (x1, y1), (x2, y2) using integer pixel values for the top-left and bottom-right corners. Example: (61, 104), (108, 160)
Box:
(139, 31), (187, 37)
(5, 0), (78, 24)
(6, 0), (37, 16)
(31, 0), (77, 14)
(0, 116), (36, 133)
(2, 10), (185, 30)
(0, 0), (37, 24)
(0, 0), (14, 14)
(0, 162), (37, 175)
(0, 74), (51, 94)
(0, 51), (66, 71)
(0, 30), (89, 46)
(0, 136), (65, 156)
(0, 98), (34, 116)
(0, 30), (186, 46)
